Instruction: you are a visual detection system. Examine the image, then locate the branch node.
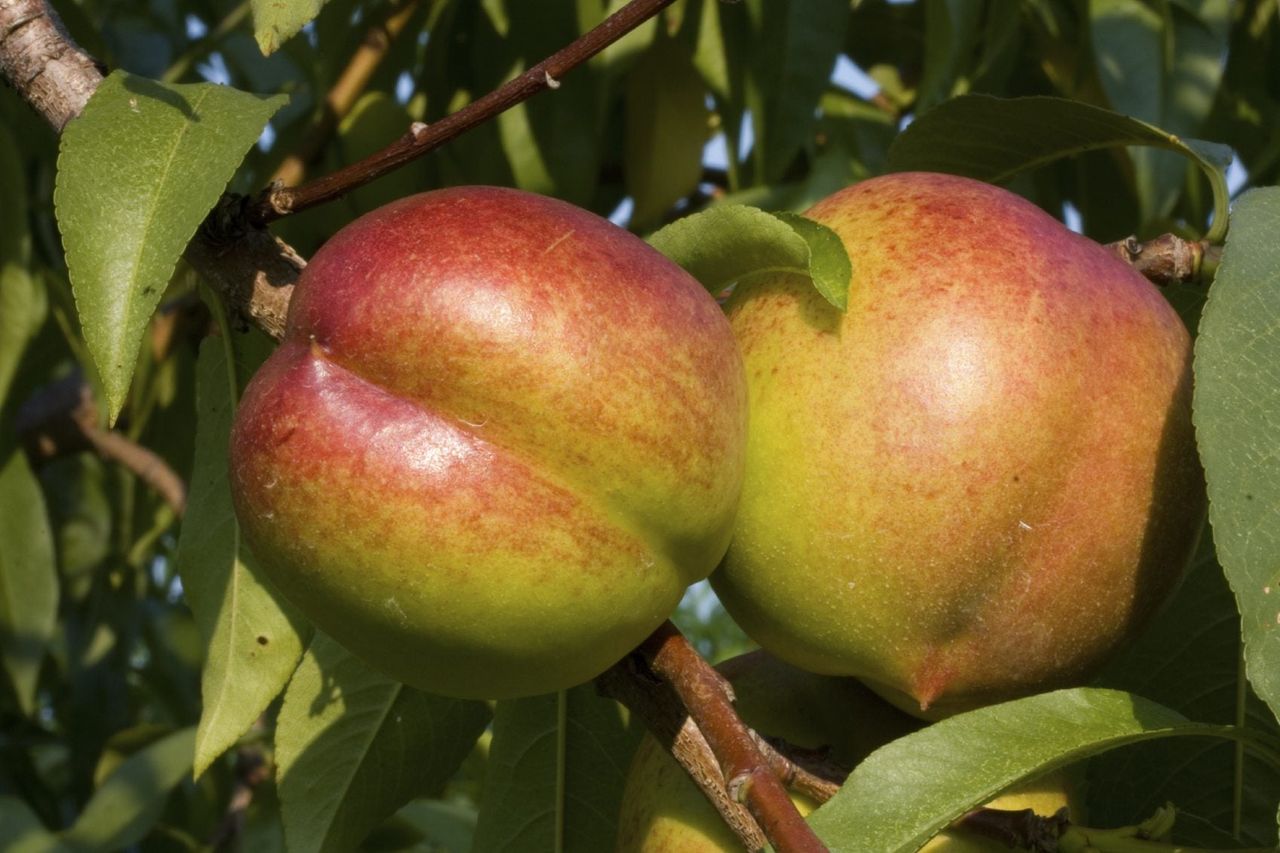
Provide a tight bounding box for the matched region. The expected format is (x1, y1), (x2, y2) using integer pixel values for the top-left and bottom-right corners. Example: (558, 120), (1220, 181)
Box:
(726, 772), (752, 804)
(1105, 232), (1214, 287)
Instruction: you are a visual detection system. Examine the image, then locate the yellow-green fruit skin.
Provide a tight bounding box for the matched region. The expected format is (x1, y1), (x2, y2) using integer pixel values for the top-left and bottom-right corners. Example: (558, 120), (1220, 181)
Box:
(614, 651), (1078, 852)
(712, 173), (1205, 718)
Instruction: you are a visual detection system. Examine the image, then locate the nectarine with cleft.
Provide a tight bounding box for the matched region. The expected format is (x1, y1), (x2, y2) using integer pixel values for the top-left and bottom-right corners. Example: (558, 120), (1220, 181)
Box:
(229, 186), (747, 699)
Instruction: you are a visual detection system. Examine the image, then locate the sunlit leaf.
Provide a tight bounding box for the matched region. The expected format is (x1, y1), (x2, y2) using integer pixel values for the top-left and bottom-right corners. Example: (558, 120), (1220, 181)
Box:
(1090, 0), (1230, 220)
(807, 689), (1240, 852)
(176, 337), (309, 778)
(55, 71), (285, 421)
(1194, 187), (1280, 725)
(648, 205), (852, 310)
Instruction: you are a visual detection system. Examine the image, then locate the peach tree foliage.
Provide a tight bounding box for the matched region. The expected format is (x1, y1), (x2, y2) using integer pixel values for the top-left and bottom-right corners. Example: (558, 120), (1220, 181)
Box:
(1, 0), (1279, 851)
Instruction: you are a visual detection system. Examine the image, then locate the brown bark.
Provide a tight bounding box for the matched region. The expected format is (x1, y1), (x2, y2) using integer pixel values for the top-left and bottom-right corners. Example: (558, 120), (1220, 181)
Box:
(0, 0), (102, 131)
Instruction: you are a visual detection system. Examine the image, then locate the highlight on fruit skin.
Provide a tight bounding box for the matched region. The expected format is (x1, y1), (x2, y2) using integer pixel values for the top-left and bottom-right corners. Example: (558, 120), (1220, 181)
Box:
(229, 186), (748, 700)
(614, 650), (1081, 852)
(712, 172), (1206, 719)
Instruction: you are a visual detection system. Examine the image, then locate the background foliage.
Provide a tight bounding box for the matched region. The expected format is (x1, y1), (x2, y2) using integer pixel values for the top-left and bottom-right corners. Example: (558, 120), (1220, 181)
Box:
(3, 0), (1280, 850)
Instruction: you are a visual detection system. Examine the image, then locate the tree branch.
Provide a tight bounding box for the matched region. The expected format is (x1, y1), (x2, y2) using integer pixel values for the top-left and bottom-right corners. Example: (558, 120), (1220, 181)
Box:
(628, 622), (829, 853)
(269, 0), (423, 188)
(0, 0), (102, 130)
(596, 653), (768, 851)
(247, 0), (676, 224)
(16, 373), (188, 516)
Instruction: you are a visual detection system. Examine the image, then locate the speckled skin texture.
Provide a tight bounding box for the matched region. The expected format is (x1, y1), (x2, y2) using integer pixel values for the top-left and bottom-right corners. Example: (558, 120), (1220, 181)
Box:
(230, 187), (747, 699)
(712, 173), (1205, 718)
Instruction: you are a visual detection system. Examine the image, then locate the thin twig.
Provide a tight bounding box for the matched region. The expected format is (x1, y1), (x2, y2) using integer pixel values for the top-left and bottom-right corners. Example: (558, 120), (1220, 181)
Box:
(247, 0), (676, 224)
(0, 0), (103, 130)
(270, 0), (423, 188)
(16, 374), (188, 516)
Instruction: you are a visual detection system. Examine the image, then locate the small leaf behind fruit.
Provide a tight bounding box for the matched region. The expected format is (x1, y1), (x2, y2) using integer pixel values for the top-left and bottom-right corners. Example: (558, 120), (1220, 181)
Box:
(471, 686), (642, 853)
(54, 71), (285, 422)
(176, 338), (309, 778)
(807, 688), (1239, 852)
(1194, 186), (1280, 726)
(648, 205), (852, 310)
(275, 632), (491, 853)
(886, 94), (1232, 241)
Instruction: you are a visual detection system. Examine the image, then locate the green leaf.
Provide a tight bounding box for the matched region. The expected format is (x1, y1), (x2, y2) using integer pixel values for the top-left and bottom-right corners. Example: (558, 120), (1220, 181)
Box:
(916, 0), (983, 111)
(0, 797), (55, 853)
(691, 0), (730, 99)
(60, 727), (196, 850)
(395, 799), (479, 853)
(0, 124), (45, 409)
(1194, 187), (1280, 725)
(624, 36), (710, 229)
(1090, 0), (1163, 123)
(752, 0), (847, 182)
(887, 94), (1232, 241)
(648, 205), (852, 310)
(1090, 538), (1280, 845)
(0, 445), (57, 716)
(471, 685), (641, 853)
(55, 70), (285, 422)
(252, 0), (330, 54)
(42, 456), (112, 599)
(492, 4), (602, 206)
(275, 632), (491, 853)
(807, 689), (1239, 852)
(1090, 0), (1230, 221)
(176, 337), (309, 779)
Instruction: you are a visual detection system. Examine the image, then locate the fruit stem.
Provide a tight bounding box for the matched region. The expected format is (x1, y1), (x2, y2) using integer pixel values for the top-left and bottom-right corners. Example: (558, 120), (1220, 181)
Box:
(1105, 234), (1218, 287)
